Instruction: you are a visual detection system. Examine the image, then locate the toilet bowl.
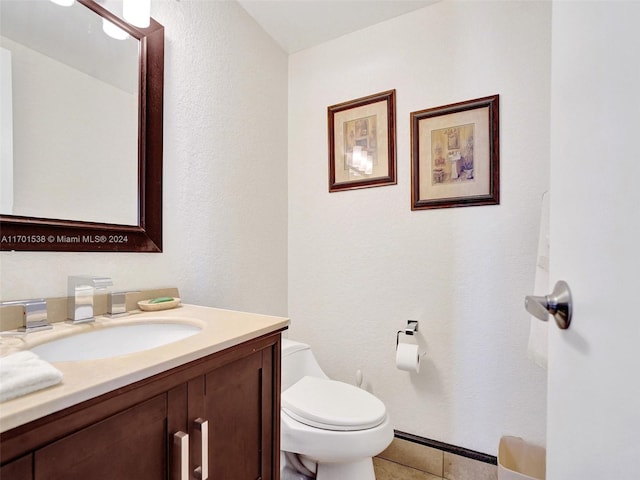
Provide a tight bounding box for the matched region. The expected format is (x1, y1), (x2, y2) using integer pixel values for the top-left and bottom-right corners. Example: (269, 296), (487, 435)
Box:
(280, 339), (393, 480)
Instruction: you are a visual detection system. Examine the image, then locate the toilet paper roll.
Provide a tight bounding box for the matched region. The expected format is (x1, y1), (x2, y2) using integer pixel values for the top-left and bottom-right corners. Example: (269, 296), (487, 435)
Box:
(396, 343), (421, 373)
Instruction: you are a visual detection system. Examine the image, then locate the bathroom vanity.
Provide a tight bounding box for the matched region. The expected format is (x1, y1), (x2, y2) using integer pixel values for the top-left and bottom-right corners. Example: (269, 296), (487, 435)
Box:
(0, 305), (289, 480)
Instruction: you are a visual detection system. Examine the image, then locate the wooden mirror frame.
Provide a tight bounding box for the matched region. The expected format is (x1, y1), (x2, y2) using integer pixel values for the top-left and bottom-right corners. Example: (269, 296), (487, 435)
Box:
(0, 0), (164, 252)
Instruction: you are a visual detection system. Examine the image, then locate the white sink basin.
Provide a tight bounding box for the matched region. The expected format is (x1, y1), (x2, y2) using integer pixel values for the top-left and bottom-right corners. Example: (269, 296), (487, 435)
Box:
(30, 323), (201, 362)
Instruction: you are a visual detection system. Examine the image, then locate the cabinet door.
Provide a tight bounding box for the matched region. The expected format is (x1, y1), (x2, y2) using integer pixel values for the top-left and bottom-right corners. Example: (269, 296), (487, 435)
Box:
(0, 454), (33, 480)
(190, 346), (276, 480)
(35, 394), (168, 480)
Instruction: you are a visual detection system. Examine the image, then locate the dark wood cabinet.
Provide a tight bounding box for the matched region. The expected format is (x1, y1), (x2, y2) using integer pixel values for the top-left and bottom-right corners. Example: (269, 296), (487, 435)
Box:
(188, 347), (276, 480)
(0, 333), (282, 480)
(35, 394), (168, 480)
(0, 454), (32, 480)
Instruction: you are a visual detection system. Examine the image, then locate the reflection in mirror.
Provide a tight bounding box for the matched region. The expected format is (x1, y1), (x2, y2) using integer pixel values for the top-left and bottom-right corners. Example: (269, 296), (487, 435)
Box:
(0, 0), (164, 252)
(1, 0), (139, 225)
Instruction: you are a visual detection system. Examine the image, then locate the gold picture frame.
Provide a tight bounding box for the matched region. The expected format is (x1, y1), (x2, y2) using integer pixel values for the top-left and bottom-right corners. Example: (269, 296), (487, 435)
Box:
(328, 90), (396, 192)
(411, 95), (499, 210)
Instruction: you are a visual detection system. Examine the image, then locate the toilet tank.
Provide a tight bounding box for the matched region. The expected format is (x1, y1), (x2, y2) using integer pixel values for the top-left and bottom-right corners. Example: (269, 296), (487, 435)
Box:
(281, 338), (328, 391)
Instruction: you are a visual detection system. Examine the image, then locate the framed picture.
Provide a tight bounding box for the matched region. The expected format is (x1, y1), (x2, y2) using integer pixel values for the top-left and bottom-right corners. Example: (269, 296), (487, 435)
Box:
(328, 90), (396, 192)
(411, 95), (499, 210)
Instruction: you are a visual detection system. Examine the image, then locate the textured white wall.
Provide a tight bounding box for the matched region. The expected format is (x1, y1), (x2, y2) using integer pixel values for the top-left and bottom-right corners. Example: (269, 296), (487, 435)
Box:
(288, 1), (551, 455)
(0, 0), (289, 317)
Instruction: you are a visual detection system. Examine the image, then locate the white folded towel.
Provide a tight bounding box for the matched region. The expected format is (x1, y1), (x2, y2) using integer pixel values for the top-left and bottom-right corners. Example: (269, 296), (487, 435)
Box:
(0, 351), (63, 402)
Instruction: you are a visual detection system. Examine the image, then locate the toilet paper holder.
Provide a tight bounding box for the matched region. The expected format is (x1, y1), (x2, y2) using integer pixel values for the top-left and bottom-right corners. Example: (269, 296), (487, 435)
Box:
(396, 320), (419, 348)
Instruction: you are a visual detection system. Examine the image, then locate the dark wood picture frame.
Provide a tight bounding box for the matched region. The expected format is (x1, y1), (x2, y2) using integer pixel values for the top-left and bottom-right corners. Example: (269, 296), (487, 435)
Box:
(411, 95), (499, 210)
(0, 0), (164, 252)
(328, 90), (396, 192)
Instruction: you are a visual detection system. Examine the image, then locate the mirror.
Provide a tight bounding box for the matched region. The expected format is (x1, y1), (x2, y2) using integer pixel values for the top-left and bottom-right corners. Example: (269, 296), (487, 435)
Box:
(1, 0), (140, 226)
(0, 0), (164, 252)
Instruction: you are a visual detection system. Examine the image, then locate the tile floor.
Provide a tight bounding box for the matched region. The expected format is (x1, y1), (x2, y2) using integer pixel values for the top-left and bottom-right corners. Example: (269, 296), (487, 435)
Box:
(374, 457), (443, 480)
(374, 438), (498, 480)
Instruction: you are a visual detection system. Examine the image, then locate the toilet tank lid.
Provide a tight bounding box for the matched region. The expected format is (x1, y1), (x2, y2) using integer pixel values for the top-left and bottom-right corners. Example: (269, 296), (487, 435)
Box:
(281, 338), (311, 357)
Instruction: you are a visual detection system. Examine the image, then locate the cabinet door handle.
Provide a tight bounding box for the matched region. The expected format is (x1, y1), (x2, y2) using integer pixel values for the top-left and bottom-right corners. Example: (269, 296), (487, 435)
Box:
(173, 431), (189, 480)
(194, 418), (209, 480)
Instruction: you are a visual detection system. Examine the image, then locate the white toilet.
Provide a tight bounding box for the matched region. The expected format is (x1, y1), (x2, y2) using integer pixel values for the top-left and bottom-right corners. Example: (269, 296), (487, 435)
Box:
(280, 338), (394, 480)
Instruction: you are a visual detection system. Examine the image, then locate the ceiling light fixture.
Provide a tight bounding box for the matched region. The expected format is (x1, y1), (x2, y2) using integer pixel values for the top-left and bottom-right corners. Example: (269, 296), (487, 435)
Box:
(50, 0), (75, 6)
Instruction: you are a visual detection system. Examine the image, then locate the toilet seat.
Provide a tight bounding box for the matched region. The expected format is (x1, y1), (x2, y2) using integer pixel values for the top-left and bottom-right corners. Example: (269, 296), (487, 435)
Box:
(282, 376), (387, 431)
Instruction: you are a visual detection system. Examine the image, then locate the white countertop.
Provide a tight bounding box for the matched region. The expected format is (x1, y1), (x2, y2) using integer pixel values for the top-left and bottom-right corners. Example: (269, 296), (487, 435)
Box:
(0, 304), (289, 433)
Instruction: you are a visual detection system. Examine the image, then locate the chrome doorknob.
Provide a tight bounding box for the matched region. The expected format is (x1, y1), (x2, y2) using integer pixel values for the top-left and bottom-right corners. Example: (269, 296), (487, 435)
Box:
(525, 280), (572, 330)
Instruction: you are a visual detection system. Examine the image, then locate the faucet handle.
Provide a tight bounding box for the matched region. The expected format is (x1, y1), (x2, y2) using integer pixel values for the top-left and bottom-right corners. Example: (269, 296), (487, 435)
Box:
(0, 298), (52, 333)
(108, 291), (130, 316)
(108, 290), (142, 317)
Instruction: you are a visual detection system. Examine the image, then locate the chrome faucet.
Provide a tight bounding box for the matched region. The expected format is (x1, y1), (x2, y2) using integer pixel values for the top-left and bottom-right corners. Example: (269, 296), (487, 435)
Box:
(0, 298), (52, 333)
(67, 275), (113, 324)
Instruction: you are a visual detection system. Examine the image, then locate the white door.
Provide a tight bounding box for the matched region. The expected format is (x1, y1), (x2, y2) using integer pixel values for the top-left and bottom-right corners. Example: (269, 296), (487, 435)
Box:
(548, 1), (640, 478)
